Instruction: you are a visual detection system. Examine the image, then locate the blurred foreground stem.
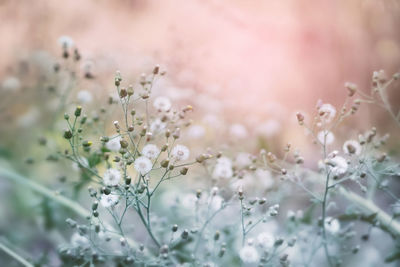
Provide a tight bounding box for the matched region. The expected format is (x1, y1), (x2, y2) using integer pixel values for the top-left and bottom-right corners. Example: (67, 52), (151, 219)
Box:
(0, 239), (34, 267)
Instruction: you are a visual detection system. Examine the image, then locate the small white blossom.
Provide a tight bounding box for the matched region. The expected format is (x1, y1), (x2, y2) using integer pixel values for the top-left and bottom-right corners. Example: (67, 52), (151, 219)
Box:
(70, 233), (89, 248)
(58, 35), (74, 47)
(142, 144), (160, 159)
(317, 130), (335, 145)
(318, 103), (336, 123)
(77, 90), (93, 104)
(255, 169), (274, 189)
(257, 232), (275, 248)
(134, 156), (153, 175)
(150, 118), (166, 133)
(229, 123), (248, 139)
(100, 194), (119, 208)
(343, 140), (362, 155)
(329, 156), (348, 176)
(235, 153), (252, 168)
(171, 145), (190, 161)
(153, 96), (172, 111)
(240, 245), (260, 264)
(324, 217), (340, 234)
(212, 164), (233, 179)
(106, 136), (121, 152)
(103, 168), (121, 186)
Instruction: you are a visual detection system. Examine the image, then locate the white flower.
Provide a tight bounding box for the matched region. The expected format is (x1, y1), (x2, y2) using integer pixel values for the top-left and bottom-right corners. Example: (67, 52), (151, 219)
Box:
(255, 169), (274, 189)
(324, 217), (340, 234)
(229, 123), (248, 139)
(2, 76), (21, 92)
(153, 96), (171, 111)
(187, 125), (205, 139)
(100, 194), (119, 208)
(70, 233), (89, 248)
(77, 90), (93, 104)
(328, 156), (348, 176)
(235, 153), (252, 168)
(171, 145), (190, 161)
(150, 118), (166, 133)
(217, 157), (232, 167)
(106, 136), (121, 152)
(318, 103), (336, 123)
(72, 157), (89, 171)
(317, 130), (335, 145)
(103, 168), (121, 186)
(134, 156), (153, 175)
(257, 232), (274, 248)
(343, 140), (361, 155)
(58, 35), (74, 47)
(142, 144), (160, 159)
(212, 164), (233, 179)
(240, 245), (260, 264)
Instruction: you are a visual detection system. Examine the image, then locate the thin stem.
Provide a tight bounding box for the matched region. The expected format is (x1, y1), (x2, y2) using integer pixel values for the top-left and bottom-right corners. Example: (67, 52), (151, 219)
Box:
(0, 239), (34, 267)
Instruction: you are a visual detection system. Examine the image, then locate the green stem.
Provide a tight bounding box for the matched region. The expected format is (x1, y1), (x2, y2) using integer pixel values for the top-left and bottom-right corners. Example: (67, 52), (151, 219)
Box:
(0, 240), (34, 267)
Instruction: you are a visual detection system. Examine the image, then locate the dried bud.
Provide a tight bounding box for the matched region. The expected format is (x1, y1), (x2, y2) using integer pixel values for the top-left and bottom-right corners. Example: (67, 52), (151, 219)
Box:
(296, 112), (305, 125)
(345, 82), (357, 97)
(119, 88), (128, 98)
(180, 167), (188, 175)
(63, 129), (73, 139)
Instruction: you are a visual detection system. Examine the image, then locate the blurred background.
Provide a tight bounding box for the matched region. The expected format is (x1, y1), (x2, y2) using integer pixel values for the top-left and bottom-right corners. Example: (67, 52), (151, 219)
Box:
(1, 0), (400, 115)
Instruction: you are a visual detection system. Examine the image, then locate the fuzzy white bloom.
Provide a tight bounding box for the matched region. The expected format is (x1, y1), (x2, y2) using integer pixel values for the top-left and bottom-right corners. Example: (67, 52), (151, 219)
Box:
(72, 156), (89, 171)
(324, 217), (340, 234)
(213, 164), (233, 179)
(187, 125), (205, 139)
(70, 233), (89, 248)
(100, 194), (119, 208)
(58, 35), (74, 47)
(235, 153), (252, 168)
(255, 169), (274, 189)
(317, 130), (335, 145)
(229, 123), (248, 139)
(142, 144), (160, 159)
(103, 168), (121, 186)
(257, 232), (275, 248)
(134, 156), (153, 175)
(318, 103), (336, 123)
(240, 245), (260, 264)
(106, 136), (121, 152)
(77, 90), (93, 104)
(329, 156), (348, 176)
(2, 76), (21, 92)
(153, 96), (172, 111)
(150, 118), (166, 133)
(171, 145), (190, 161)
(343, 140), (362, 155)
(217, 157), (233, 167)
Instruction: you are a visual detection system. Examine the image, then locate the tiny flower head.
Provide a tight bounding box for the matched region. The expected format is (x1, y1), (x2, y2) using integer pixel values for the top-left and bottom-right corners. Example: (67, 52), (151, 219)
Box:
(212, 164), (233, 179)
(318, 103), (336, 123)
(70, 233), (89, 248)
(142, 144), (160, 159)
(239, 245), (260, 264)
(257, 232), (275, 248)
(103, 168), (121, 186)
(100, 194), (119, 208)
(343, 140), (361, 155)
(171, 145), (190, 161)
(328, 156), (348, 176)
(134, 156), (153, 175)
(324, 217), (340, 234)
(106, 135), (121, 152)
(150, 118), (166, 133)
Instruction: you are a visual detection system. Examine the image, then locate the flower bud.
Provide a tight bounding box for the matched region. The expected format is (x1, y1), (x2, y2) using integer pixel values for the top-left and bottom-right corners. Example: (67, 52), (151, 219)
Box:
(74, 106), (82, 117)
(180, 167), (188, 175)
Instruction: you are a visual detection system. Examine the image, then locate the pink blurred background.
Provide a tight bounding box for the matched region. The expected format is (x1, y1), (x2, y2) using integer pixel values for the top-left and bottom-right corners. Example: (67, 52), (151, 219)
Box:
(1, 0), (399, 121)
